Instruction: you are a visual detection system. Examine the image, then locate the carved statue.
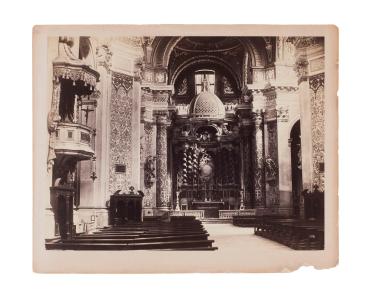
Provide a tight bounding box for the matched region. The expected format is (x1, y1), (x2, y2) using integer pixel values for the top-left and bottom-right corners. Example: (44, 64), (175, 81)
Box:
(221, 123), (232, 135)
(222, 76), (234, 94)
(196, 131), (211, 141)
(265, 156), (278, 180)
(177, 78), (188, 96)
(134, 57), (145, 81)
(47, 110), (61, 134)
(294, 58), (309, 78)
(241, 85), (253, 104)
(144, 156), (156, 188)
(181, 126), (191, 137)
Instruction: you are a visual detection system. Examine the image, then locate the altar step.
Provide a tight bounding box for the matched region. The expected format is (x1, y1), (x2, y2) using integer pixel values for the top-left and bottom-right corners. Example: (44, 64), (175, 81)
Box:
(46, 239), (215, 250)
(201, 218), (232, 224)
(46, 216), (217, 251)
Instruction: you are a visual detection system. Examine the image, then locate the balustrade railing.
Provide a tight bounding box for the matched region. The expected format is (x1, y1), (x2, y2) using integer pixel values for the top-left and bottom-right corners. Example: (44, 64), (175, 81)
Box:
(178, 187), (239, 202)
(219, 209), (257, 219)
(170, 210), (204, 219)
(175, 103), (237, 116)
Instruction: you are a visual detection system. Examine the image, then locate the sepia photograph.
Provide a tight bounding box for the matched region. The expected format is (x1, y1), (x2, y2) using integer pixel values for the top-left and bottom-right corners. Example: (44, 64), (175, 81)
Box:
(33, 25), (338, 273)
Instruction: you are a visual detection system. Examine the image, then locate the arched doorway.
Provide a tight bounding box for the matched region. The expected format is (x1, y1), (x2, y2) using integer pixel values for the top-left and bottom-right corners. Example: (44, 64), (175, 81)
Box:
(290, 120), (302, 217)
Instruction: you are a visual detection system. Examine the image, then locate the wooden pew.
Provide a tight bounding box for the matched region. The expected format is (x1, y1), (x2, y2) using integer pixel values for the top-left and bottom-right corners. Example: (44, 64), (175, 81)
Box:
(254, 218), (324, 250)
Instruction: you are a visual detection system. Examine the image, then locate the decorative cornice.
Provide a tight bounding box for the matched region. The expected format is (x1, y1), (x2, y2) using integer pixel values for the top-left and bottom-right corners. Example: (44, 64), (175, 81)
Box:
(111, 71), (133, 91)
(309, 73), (325, 93)
(262, 86), (298, 94)
(141, 84), (174, 93)
(287, 37), (324, 49)
(247, 86), (298, 95)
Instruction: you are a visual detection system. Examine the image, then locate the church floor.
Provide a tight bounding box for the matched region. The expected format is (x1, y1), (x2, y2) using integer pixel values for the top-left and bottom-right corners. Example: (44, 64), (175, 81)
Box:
(203, 223), (291, 252)
(41, 223), (324, 272)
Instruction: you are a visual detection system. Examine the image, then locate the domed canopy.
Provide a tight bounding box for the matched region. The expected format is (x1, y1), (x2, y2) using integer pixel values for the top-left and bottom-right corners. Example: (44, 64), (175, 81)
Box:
(189, 78), (225, 120)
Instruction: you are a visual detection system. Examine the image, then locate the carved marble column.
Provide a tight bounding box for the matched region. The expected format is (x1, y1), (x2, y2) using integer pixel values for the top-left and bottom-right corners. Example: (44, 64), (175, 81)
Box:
(253, 110), (266, 208)
(240, 124), (253, 209)
(156, 114), (171, 209)
(309, 73), (325, 192)
(143, 122), (156, 208)
(265, 121), (280, 207)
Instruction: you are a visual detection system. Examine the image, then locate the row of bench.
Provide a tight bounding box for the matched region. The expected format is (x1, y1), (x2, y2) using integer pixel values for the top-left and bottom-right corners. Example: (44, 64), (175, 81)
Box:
(233, 215), (324, 250)
(254, 218), (324, 250)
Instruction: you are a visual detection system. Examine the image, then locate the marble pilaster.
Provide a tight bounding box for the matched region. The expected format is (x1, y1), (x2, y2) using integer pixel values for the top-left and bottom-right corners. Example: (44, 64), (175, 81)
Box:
(253, 110), (265, 208)
(239, 123), (253, 209)
(155, 114), (171, 209)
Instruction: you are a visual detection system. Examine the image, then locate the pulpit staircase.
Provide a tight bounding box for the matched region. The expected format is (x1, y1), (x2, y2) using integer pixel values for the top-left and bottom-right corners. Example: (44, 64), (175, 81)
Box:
(46, 216), (217, 251)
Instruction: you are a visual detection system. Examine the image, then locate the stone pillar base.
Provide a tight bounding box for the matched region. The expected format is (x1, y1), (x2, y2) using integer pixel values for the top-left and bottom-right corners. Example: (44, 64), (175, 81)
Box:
(152, 208), (170, 217)
(143, 207), (154, 217)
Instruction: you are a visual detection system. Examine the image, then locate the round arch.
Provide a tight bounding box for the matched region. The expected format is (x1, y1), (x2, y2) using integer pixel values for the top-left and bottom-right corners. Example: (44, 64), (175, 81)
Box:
(288, 115), (301, 133)
(150, 36), (268, 70)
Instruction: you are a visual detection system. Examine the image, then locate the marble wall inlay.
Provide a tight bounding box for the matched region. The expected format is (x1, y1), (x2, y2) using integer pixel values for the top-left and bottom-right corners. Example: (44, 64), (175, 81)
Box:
(309, 73), (325, 191)
(109, 72), (134, 194)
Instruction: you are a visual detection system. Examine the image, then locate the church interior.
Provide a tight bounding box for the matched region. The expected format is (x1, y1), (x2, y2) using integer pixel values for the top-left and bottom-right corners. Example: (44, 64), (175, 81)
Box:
(44, 35), (325, 251)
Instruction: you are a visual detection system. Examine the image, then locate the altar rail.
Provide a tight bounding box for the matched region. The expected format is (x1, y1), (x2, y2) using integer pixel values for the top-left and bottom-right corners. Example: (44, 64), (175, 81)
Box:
(170, 210), (204, 219)
(219, 209), (257, 219)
